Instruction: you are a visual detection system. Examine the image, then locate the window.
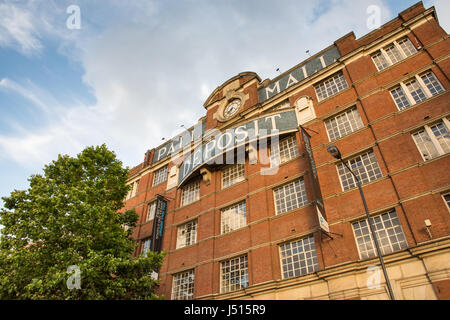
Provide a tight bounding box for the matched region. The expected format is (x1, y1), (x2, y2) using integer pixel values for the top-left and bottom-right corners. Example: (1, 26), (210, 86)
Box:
(181, 179), (200, 206)
(390, 86), (411, 110)
(142, 238), (151, 257)
(429, 121), (450, 153)
(126, 180), (140, 200)
(270, 135), (299, 167)
(221, 201), (247, 234)
(325, 107), (364, 141)
(146, 201), (156, 222)
(220, 255), (248, 293)
(133, 180), (140, 197)
(371, 51), (390, 71)
(171, 269), (195, 300)
(405, 79), (427, 103)
(176, 219), (197, 249)
(371, 37), (417, 71)
(412, 119), (450, 160)
(314, 71), (348, 101)
(390, 71), (444, 110)
(421, 72), (445, 96)
(222, 164), (245, 188)
(443, 193), (450, 212)
(397, 37), (418, 57)
(125, 186), (132, 200)
(337, 150), (383, 191)
(273, 179), (308, 215)
(352, 210), (408, 260)
(279, 235), (319, 279)
(384, 44), (403, 64)
(153, 165), (168, 186)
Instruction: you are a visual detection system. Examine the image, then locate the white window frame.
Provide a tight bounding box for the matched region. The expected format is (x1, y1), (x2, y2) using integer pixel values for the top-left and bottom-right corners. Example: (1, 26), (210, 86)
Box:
(351, 210), (408, 260)
(221, 201), (247, 234)
(171, 269), (195, 300)
(220, 255), (249, 294)
(146, 201), (156, 222)
(442, 193), (450, 212)
(125, 185), (132, 200)
(336, 150), (383, 191)
(371, 36), (417, 71)
(411, 118), (450, 161)
(126, 179), (140, 200)
(176, 219), (198, 249)
(270, 135), (300, 167)
(181, 179), (200, 206)
(324, 106), (364, 142)
(142, 238), (151, 257)
(279, 235), (319, 279)
(152, 165), (168, 187)
(397, 37), (418, 57)
(273, 178), (308, 215)
(371, 51), (390, 71)
(390, 71), (445, 110)
(314, 71), (348, 102)
(222, 163), (245, 189)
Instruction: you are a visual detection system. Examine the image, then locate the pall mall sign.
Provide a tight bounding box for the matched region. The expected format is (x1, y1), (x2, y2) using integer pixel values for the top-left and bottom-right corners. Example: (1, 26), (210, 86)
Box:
(178, 110), (299, 185)
(153, 120), (206, 164)
(151, 195), (167, 253)
(258, 45), (341, 104)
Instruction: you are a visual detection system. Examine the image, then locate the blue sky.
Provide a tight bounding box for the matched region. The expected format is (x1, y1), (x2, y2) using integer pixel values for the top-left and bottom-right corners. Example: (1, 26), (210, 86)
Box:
(0, 0), (448, 208)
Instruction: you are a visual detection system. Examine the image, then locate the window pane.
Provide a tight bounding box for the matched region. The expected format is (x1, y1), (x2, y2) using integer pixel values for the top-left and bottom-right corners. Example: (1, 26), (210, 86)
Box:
(444, 193), (450, 210)
(153, 166), (168, 186)
(222, 164), (245, 188)
(338, 150), (382, 191)
(273, 179), (308, 214)
(405, 79), (427, 103)
(325, 107), (364, 141)
(181, 179), (200, 206)
(385, 44), (403, 64)
(172, 269), (195, 300)
(352, 210), (408, 259)
(221, 255), (248, 293)
(315, 71), (348, 101)
(372, 51), (390, 71)
(176, 220), (198, 249)
(430, 122), (450, 154)
(390, 86), (411, 110)
(221, 201), (247, 234)
(270, 135), (299, 166)
(279, 235), (319, 279)
(142, 238), (151, 257)
(412, 129), (440, 160)
(421, 72), (444, 96)
(147, 201), (156, 221)
(397, 37), (417, 57)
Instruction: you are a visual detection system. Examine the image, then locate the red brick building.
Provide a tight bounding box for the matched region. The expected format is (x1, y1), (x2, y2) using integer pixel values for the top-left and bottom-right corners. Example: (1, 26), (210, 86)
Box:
(123, 2), (450, 300)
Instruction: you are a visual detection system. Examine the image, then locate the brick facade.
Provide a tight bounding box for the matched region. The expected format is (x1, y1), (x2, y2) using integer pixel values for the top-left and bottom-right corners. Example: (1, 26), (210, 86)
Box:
(123, 2), (450, 300)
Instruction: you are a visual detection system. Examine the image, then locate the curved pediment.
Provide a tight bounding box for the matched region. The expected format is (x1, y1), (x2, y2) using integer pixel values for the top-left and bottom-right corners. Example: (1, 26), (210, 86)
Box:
(203, 72), (261, 109)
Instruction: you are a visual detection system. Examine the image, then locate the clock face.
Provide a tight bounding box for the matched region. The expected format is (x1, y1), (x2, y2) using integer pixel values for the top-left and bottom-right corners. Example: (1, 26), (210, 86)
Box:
(224, 100), (241, 118)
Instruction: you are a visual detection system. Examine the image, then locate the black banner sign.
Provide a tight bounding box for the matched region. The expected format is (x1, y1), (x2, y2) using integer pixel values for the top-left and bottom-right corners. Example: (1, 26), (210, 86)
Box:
(300, 127), (329, 232)
(151, 195), (167, 252)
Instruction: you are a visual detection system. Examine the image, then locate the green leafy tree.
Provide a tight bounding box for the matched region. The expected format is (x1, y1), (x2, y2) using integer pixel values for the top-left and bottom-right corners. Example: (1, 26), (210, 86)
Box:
(0, 144), (165, 299)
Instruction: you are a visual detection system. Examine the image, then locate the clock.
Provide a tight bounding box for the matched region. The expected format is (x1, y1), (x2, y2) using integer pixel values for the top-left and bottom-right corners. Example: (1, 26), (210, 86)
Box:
(223, 99), (241, 118)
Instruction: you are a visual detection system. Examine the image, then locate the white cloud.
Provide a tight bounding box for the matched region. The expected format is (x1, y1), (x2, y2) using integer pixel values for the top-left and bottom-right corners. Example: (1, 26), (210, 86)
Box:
(0, 2), (42, 55)
(0, 78), (50, 112)
(1, 0), (399, 172)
